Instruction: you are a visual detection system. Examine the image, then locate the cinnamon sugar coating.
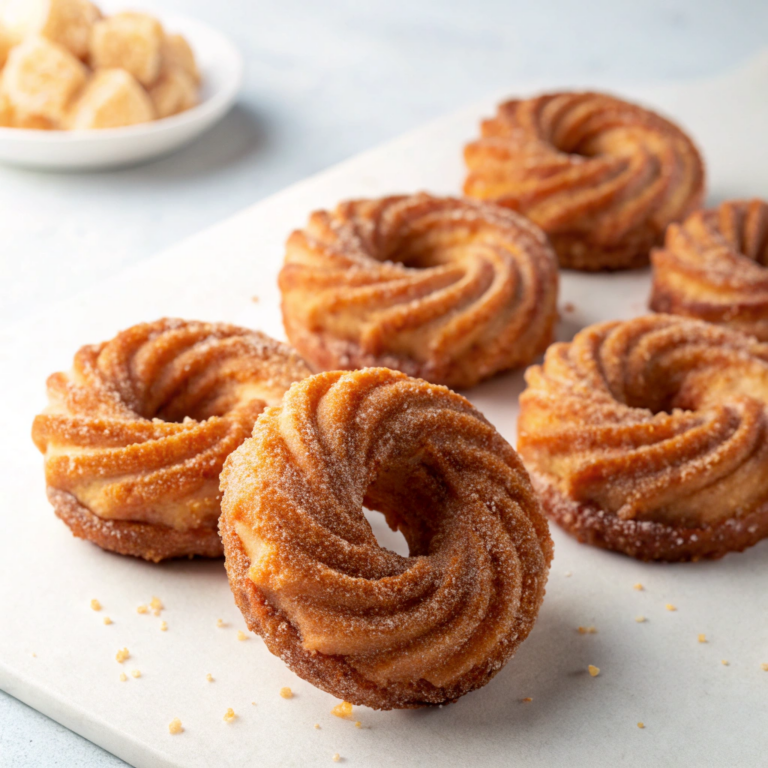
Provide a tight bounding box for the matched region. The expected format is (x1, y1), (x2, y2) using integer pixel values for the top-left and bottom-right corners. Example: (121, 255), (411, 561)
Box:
(220, 368), (553, 709)
(518, 314), (768, 561)
(651, 199), (768, 339)
(32, 319), (310, 561)
(464, 92), (705, 271)
(279, 194), (558, 389)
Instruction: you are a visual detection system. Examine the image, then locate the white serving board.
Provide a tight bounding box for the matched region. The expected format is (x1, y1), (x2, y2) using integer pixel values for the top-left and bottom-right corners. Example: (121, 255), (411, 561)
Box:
(2, 52), (768, 768)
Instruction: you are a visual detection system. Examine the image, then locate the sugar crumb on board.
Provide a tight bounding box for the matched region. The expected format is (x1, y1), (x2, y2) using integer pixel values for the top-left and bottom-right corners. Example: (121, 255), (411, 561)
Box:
(237, 630), (248, 641)
(115, 648), (129, 663)
(223, 708), (237, 723)
(150, 596), (163, 616)
(216, 618), (225, 628)
(103, 616), (113, 625)
(131, 670), (141, 678)
(137, 605), (148, 615)
(588, 665), (601, 677)
(637, 722), (645, 729)
(160, 621), (168, 631)
(119, 672), (127, 682)
(206, 673), (214, 682)
(90, 599), (102, 611)
(635, 616), (646, 623)
(633, 583), (644, 591)
(577, 626), (597, 635)
(280, 687), (293, 699)
(168, 718), (183, 735)
(665, 604), (677, 612)
(331, 701), (353, 719)
(698, 634), (707, 643)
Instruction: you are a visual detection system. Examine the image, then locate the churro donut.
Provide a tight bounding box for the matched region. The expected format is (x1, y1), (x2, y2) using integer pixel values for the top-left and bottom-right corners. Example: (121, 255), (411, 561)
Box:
(220, 368), (553, 709)
(650, 199), (768, 338)
(518, 314), (768, 561)
(464, 92), (705, 271)
(279, 193), (558, 389)
(31, 319), (310, 562)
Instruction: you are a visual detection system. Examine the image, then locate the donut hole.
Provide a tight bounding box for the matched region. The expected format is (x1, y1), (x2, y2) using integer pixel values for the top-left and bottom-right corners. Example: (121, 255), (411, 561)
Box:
(379, 225), (487, 270)
(148, 380), (264, 424)
(363, 507), (410, 557)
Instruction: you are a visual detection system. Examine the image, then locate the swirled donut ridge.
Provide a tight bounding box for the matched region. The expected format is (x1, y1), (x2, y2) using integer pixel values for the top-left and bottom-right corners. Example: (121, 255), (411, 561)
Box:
(220, 367), (553, 709)
(464, 92), (705, 271)
(31, 318), (310, 561)
(279, 193), (559, 389)
(518, 314), (768, 561)
(651, 199), (768, 338)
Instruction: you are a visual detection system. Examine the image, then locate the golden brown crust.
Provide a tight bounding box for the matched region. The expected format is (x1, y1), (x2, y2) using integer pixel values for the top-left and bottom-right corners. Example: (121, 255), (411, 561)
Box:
(650, 199), (768, 339)
(518, 314), (768, 561)
(220, 368), (553, 709)
(464, 92), (705, 271)
(49, 487), (223, 562)
(530, 471), (768, 562)
(32, 319), (310, 562)
(279, 193), (559, 389)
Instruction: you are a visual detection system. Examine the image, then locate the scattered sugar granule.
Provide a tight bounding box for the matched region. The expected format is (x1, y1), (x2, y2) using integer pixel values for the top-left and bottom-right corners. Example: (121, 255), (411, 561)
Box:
(280, 687), (293, 699)
(354, 721), (362, 728)
(722, 660), (729, 666)
(521, 697), (533, 703)
(698, 634), (707, 643)
(564, 571), (572, 577)
(206, 673), (214, 682)
(216, 619), (225, 628)
(251, 702), (256, 706)
(31, 653), (37, 658)
(237, 630), (247, 641)
(90, 599), (102, 611)
(131, 670), (141, 679)
(635, 616), (646, 623)
(137, 605), (148, 615)
(637, 722), (645, 729)
(223, 708), (236, 723)
(665, 604), (677, 612)
(332, 755), (341, 763)
(633, 583), (644, 591)
(577, 626), (597, 635)
(116, 648), (129, 663)
(331, 701), (353, 719)
(588, 665), (601, 677)
(150, 596), (163, 616)
(119, 672), (127, 682)
(103, 617), (113, 626)
(252, 296), (260, 303)
(314, 724), (321, 730)
(160, 621), (168, 632)
(168, 718), (183, 735)
(761, 663), (768, 672)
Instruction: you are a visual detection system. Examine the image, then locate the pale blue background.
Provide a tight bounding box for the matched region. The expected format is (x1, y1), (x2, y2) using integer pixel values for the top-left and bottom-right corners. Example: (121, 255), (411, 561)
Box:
(1, 0), (767, 764)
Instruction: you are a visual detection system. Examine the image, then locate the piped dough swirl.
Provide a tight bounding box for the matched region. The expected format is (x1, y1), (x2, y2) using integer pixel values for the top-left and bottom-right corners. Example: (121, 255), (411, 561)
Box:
(651, 199), (768, 338)
(220, 368), (553, 709)
(518, 314), (768, 561)
(279, 193), (559, 389)
(464, 91), (705, 271)
(31, 318), (310, 561)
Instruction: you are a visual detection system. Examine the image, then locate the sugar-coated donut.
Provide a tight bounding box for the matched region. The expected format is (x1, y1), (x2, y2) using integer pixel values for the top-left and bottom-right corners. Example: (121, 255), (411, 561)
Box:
(464, 92), (705, 271)
(220, 368), (553, 709)
(279, 193), (559, 389)
(518, 314), (768, 561)
(32, 319), (310, 562)
(650, 199), (768, 338)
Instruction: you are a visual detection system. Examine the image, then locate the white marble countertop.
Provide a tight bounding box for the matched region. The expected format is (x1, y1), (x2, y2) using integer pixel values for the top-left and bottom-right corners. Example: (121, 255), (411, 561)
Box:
(1, 0), (766, 764)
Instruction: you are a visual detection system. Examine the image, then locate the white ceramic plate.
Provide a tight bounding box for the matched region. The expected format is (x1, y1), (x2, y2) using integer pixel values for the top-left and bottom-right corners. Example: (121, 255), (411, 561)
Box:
(0, 3), (243, 170)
